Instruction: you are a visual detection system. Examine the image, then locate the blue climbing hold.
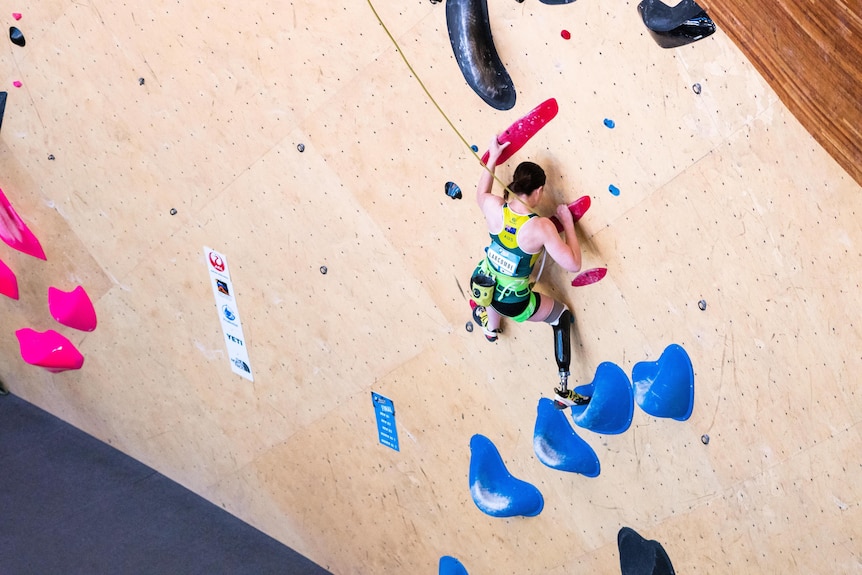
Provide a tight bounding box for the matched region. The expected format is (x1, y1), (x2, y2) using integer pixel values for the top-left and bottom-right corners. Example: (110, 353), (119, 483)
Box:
(632, 344), (694, 421)
(533, 398), (600, 477)
(603, 118), (615, 129)
(569, 362), (634, 435)
(609, 184), (621, 196)
(468, 434), (544, 518)
(471, 144), (479, 152)
(439, 556), (469, 575)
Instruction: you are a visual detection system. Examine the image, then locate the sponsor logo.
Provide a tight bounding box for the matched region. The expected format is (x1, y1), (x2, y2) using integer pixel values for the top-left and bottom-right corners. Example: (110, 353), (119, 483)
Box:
(222, 305), (236, 322)
(208, 251), (225, 272)
(232, 358), (251, 373)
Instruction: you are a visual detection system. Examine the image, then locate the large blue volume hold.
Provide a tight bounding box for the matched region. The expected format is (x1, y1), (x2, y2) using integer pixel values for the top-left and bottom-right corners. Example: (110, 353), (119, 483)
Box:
(533, 398), (600, 476)
(632, 344), (694, 421)
(570, 362), (635, 435)
(468, 434), (543, 517)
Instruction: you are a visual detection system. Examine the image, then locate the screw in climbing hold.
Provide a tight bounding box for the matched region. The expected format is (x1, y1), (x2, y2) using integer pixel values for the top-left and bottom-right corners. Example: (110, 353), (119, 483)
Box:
(561, 30), (571, 40)
(465, 322), (473, 332)
(692, 83), (702, 95)
(701, 434), (709, 445)
(169, 208), (177, 215)
(297, 143), (305, 152)
(48, 154), (55, 160)
(698, 299), (707, 311)
(603, 118), (615, 129)
(320, 266), (328, 275)
(608, 184), (620, 196)
(445, 181), (462, 200)
(138, 77), (145, 86)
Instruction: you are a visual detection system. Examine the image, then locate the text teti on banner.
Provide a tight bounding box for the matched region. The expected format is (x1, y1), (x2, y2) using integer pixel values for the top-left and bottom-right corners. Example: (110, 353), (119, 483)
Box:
(204, 247), (253, 381)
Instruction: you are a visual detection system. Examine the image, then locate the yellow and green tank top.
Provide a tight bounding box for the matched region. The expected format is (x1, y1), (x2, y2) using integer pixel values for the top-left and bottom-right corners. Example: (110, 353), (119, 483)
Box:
(482, 204), (541, 302)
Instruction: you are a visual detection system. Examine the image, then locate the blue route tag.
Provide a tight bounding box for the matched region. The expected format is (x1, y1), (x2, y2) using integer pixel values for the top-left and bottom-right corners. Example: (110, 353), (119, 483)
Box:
(371, 392), (400, 452)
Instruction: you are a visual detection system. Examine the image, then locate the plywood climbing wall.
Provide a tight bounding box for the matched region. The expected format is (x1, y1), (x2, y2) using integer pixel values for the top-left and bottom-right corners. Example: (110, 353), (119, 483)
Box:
(1, 0), (860, 573)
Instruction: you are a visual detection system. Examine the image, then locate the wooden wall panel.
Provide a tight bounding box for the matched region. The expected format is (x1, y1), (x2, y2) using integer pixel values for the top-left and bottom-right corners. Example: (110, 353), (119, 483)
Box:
(1, 0), (860, 573)
(701, 0), (862, 185)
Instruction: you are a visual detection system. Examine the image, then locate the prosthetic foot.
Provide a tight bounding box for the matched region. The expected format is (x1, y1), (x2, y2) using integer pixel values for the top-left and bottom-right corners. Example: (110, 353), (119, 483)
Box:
(551, 310), (591, 409)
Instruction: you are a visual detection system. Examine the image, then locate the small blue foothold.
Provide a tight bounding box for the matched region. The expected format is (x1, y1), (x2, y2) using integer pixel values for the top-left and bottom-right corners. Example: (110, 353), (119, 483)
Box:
(609, 185), (620, 196)
(471, 145), (478, 153)
(603, 118), (615, 129)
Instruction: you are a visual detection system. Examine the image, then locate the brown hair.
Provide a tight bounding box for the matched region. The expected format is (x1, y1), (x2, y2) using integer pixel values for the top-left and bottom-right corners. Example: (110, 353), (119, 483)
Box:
(507, 161), (546, 198)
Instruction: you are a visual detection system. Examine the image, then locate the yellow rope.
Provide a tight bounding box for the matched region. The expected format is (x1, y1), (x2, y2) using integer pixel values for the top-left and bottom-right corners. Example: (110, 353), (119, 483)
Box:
(365, 0), (512, 193)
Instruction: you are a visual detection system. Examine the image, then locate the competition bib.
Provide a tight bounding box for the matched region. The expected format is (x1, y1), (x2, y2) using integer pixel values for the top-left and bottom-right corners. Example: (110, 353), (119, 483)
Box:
(487, 243), (521, 276)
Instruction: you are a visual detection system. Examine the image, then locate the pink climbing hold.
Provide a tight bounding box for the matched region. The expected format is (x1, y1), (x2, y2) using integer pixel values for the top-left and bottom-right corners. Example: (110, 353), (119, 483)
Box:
(0, 257), (19, 299)
(0, 186), (47, 259)
(571, 267), (607, 287)
(15, 328), (85, 372)
(561, 30), (571, 40)
(12, 13), (22, 20)
(48, 285), (97, 331)
(12, 81), (22, 88)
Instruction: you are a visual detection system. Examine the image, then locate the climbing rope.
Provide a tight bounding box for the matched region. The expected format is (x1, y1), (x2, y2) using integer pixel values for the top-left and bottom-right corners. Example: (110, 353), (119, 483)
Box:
(364, 0), (513, 194)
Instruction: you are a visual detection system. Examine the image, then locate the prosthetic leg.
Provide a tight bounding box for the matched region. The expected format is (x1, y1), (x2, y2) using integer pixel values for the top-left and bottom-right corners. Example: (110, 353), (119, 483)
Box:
(550, 309), (591, 409)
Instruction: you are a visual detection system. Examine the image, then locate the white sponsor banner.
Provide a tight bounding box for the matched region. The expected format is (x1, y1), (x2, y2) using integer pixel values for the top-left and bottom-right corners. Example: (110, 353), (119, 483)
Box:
(204, 247), (254, 381)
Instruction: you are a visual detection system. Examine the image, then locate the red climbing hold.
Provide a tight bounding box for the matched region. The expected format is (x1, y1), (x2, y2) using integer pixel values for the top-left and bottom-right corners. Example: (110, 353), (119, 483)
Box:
(571, 267), (607, 287)
(561, 30), (571, 40)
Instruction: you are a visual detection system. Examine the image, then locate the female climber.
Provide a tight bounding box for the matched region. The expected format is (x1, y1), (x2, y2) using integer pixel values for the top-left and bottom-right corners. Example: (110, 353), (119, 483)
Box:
(470, 134), (590, 407)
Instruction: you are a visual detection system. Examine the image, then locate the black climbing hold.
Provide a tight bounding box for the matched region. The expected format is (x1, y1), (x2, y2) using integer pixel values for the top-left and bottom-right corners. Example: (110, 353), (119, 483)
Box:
(138, 77), (145, 86)
(431, 0), (442, 3)
(0, 91), (6, 133)
(701, 434), (709, 445)
(466, 322), (473, 332)
(320, 266), (328, 275)
(48, 154), (55, 160)
(637, 0), (716, 49)
(692, 83), (702, 94)
(698, 299), (706, 311)
(618, 527), (676, 575)
(297, 143), (305, 152)
(169, 208), (177, 215)
(446, 0), (516, 110)
(0, 377), (8, 395)
(445, 181), (462, 199)
(9, 27), (25, 47)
